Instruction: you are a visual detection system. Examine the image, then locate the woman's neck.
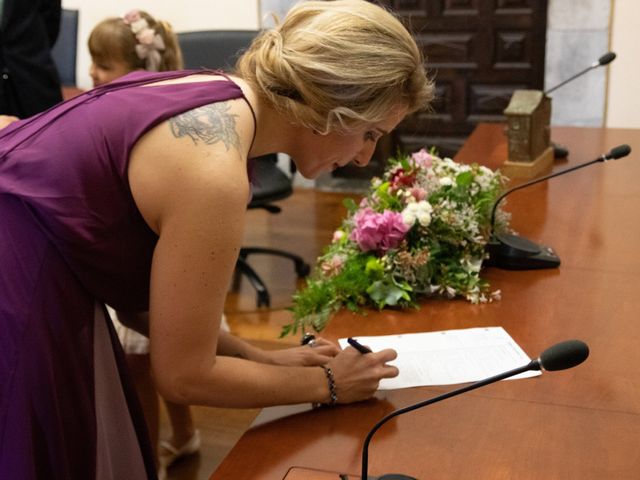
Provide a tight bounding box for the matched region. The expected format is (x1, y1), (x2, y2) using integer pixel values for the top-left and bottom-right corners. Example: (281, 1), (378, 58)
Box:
(230, 77), (305, 159)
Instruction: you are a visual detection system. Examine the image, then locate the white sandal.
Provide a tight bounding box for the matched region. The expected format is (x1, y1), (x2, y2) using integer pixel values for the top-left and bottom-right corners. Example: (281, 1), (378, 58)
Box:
(159, 430), (201, 468)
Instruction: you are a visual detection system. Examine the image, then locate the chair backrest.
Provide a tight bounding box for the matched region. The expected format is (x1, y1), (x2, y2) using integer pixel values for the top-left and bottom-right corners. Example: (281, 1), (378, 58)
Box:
(51, 9), (79, 86)
(177, 29), (292, 205)
(177, 30), (259, 71)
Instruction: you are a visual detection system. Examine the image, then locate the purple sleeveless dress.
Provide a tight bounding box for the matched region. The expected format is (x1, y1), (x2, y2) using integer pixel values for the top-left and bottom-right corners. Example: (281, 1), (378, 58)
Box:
(0, 70), (251, 479)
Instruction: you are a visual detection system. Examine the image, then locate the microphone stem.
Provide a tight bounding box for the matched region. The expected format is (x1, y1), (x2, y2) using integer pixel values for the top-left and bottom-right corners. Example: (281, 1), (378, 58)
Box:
(361, 361), (538, 479)
(490, 157), (604, 235)
(544, 65), (597, 95)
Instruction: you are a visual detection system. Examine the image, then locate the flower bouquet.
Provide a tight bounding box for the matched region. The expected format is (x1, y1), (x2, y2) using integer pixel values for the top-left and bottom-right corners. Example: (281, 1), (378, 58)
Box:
(281, 148), (511, 338)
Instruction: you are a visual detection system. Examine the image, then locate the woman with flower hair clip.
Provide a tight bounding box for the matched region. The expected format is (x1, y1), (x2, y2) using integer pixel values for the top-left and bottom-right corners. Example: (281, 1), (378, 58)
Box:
(0, 1), (433, 478)
(90, 9), (202, 474)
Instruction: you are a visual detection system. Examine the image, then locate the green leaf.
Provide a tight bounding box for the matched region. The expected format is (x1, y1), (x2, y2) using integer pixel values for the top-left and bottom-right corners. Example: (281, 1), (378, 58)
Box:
(343, 197), (358, 213)
(365, 257), (384, 277)
(456, 171), (474, 186)
(367, 280), (411, 308)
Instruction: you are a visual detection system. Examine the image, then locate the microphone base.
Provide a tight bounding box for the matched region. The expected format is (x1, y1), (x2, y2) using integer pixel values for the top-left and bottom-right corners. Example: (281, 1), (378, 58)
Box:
(283, 467), (417, 479)
(376, 475), (418, 479)
(552, 141), (569, 158)
(484, 233), (560, 270)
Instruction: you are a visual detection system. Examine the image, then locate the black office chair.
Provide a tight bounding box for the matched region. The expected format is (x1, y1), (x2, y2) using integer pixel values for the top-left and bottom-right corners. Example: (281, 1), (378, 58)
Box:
(51, 9), (79, 86)
(177, 30), (310, 307)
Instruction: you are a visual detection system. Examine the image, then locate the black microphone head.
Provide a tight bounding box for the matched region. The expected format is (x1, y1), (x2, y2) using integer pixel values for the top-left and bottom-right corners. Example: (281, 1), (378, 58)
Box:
(538, 340), (589, 371)
(607, 144), (632, 160)
(598, 52), (616, 65)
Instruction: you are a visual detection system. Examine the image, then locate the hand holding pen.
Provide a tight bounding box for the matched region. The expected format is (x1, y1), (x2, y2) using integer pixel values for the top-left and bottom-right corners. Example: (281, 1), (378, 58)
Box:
(302, 333), (371, 354)
(318, 337), (398, 404)
(347, 337), (372, 354)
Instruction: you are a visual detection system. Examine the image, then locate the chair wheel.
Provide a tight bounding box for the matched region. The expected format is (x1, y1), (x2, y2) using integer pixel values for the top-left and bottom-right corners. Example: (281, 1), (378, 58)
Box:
(295, 261), (311, 277)
(257, 291), (270, 308)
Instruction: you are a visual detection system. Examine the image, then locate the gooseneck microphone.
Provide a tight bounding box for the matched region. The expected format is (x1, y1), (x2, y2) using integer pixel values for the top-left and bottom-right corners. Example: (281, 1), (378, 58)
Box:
(360, 340), (590, 480)
(485, 144), (632, 270)
(544, 52), (617, 158)
(544, 51), (616, 96)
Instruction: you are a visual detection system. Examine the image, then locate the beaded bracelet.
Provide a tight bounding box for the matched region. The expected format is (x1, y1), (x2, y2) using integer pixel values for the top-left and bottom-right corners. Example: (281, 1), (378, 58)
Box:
(314, 365), (337, 408)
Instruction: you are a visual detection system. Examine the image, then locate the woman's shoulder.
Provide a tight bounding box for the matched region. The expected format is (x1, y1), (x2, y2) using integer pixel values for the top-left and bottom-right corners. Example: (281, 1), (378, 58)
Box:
(135, 70), (238, 88)
(128, 113), (251, 236)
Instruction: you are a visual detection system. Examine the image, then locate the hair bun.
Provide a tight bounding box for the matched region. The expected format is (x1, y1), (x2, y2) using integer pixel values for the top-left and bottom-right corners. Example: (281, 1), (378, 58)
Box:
(236, 0), (434, 134)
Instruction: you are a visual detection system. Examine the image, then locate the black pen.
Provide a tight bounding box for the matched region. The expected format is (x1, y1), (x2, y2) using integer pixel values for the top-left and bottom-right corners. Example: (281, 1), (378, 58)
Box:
(347, 337), (372, 354)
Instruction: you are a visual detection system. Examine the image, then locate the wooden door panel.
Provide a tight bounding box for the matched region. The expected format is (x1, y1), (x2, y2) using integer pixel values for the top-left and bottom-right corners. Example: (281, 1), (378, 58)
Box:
(333, 0), (548, 177)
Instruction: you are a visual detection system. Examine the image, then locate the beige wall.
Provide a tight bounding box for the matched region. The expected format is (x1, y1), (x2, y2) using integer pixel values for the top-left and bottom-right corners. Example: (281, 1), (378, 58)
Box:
(62, 0), (260, 89)
(606, 0), (640, 128)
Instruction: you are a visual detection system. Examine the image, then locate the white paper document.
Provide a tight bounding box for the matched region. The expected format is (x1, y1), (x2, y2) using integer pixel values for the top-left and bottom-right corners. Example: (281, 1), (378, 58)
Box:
(339, 326), (540, 390)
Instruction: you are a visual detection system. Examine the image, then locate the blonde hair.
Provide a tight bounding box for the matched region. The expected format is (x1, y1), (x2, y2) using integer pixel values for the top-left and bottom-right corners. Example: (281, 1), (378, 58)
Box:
(88, 10), (183, 72)
(236, 0), (434, 134)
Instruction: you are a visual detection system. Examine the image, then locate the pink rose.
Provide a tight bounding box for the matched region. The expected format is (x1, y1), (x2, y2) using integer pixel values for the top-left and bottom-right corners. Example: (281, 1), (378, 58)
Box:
(409, 186), (427, 201)
(123, 10), (141, 24)
(349, 208), (409, 253)
(321, 254), (347, 277)
(411, 148), (433, 168)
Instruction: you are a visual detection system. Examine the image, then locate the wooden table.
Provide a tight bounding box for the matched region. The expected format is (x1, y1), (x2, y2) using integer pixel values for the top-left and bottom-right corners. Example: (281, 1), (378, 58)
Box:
(211, 124), (640, 479)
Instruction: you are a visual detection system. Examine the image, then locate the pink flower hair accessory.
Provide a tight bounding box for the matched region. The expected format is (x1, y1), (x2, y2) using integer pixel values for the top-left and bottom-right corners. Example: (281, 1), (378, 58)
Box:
(122, 10), (141, 25)
(122, 10), (165, 71)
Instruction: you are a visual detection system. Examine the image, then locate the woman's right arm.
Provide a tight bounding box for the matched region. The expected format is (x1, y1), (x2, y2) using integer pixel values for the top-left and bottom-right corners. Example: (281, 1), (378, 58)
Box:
(127, 98), (397, 408)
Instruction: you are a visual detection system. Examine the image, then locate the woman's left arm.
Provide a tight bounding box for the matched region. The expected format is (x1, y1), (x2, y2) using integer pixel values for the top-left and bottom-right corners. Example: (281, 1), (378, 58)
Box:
(216, 329), (340, 367)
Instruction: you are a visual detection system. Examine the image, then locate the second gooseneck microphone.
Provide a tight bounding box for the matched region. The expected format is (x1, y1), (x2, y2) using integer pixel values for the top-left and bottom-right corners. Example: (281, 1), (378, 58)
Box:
(484, 144), (632, 270)
(545, 51), (616, 96)
(545, 51), (616, 158)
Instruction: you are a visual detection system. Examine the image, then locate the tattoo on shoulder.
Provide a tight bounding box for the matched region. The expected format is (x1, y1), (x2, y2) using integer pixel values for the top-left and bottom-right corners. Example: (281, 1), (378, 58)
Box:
(169, 102), (240, 151)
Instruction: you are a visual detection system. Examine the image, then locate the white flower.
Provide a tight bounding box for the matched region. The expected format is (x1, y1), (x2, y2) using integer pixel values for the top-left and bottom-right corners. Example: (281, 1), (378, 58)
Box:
(439, 176), (453, 186)
(130, 18), (148, 34)
(401, 200), (433, 227)
(474, 173), (492, 191)
(462, 257), (483, 273)
(417, 211), (432, 226)
(474, 165), (498, 191)
(136, 28), (156, 45)
(401, 210), (416, 226)
(443, 157), (458, 169)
